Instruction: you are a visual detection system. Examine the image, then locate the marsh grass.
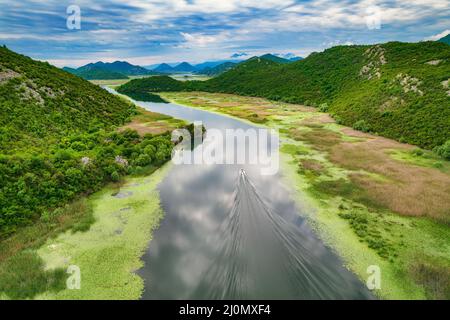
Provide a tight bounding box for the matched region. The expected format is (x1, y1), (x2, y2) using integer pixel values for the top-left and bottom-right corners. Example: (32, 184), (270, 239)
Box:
(310, 178), (385, 210)
(0, 191), (101, 299)
(298, 159), (328, 179)
(0, 251), (66, 299)
(390, 149), (450, 173)
(290, 127), (342, 151)
(119, 106), (186, 136)
(331, 140), (450, 222)
(0, 198), (96, 264)
(280, 144), (310, 156)
(409, 260), (450, 300)
(338, 210), (398, 260)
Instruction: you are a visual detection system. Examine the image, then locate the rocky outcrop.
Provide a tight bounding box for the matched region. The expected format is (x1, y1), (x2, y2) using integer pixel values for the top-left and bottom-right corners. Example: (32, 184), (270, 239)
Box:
(360, 45), (387, 80)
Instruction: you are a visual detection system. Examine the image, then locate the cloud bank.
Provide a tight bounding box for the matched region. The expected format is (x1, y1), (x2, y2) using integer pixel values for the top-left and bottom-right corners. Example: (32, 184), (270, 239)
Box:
(0, 0), (448, 66)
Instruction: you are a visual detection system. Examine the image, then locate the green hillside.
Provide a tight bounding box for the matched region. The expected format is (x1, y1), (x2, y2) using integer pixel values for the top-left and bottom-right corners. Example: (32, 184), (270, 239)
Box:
(78, 61), (153, 76)
(118, 75), (186, 95)
(64, 66), (128, 80)
(197, 62), (237, 76)
(438, 34), (450, 45)
(118, 41), (450, 149)
(0, 47), (178, 237)
(0, 47), (136, 151)
(260, 53), (291, 64)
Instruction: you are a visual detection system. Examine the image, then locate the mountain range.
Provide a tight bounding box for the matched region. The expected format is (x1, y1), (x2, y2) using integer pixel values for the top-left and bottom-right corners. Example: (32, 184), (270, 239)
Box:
(149, 54), (302, 75)
(196, 62), (238, 77)
(63, 53), (303, 80)
(63, 66), (128, 80)
(63, 61), (158, 80)
(118, 41), (450, 150)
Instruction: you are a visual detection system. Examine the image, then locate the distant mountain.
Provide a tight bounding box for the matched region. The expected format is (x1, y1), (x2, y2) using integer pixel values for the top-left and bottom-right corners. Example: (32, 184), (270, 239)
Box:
(64, 66), (128, 80)
(153, 63), (175, 73)
(438, 34), (450, 45)
(145, 62), (179, 70)
(231, 52), (249, 58)
(194, 59), (242, 70)
(260, 54), (291, 64)
(172, 62), (197, 73)
(148, 59), (243, 72)
(63, 60), (156, 79)
(62, 67), (77, 73)
(274, 53), (303, 61)
(258, 53), (303, 63)
(76, 61), (152, 76)
(196, 62), (237, 76)
(153, 62), (198, 73)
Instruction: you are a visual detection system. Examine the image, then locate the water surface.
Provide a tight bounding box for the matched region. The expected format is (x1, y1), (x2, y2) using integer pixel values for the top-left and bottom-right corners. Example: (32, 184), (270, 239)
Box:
(105, 87), (373, 299)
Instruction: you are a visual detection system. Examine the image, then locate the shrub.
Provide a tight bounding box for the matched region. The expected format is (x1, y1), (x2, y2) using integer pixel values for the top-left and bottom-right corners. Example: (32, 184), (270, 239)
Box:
(411, 148), (424, 157)
(434, 140), (450, 160)
(110, 171), (120, 182)
(318, 103), (329, 112)
(144, 145), (156, 157)
(353, 120), (370, 132)
(133, 154), (152, 166)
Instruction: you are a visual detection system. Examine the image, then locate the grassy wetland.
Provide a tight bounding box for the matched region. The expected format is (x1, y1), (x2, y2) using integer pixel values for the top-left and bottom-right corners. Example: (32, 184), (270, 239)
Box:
(35, 165), (170, 299)
(158, 91), (450, 300)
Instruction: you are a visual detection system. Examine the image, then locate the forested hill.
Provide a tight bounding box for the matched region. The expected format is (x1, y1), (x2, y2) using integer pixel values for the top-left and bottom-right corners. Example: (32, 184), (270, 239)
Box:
(438, 34), (450, 45)
(0, 47), (181, 237)
(118, 41), (450, 149)
(63, 66), (129, 80)
(0, 46), (135, 152)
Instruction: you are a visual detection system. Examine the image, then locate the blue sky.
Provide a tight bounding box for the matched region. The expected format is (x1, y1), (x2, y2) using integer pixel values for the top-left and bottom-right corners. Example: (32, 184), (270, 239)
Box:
(0, 0), (448, 67)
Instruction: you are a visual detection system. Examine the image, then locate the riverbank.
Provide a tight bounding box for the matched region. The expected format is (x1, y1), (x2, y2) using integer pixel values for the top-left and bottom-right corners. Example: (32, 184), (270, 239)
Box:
(0, 93), (187, 299)
(0, 164), (172, 300)
(34, 164), (170, 299)
(158, 91), (450, 300)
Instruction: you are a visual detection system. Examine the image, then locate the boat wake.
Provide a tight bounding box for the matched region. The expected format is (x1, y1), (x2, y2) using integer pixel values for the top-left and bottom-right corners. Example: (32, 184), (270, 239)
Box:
(193, 169), (373, 299)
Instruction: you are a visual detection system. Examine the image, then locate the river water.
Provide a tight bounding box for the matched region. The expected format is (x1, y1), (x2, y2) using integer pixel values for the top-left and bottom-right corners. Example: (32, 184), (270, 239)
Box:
(105, 87), (373, 300)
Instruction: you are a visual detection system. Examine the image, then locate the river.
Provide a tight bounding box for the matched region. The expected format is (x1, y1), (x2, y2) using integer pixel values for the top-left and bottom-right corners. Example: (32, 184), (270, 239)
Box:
(105, 87), (373, 300)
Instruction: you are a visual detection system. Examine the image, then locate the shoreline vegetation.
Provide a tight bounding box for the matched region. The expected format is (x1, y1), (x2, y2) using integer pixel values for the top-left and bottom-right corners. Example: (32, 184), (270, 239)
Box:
(1, 164), (171, 300)
(35, 164), (171, 300)
(0, 46), (193, 299)
(156, 91), (450, 300)
(0, 104), (189, 299)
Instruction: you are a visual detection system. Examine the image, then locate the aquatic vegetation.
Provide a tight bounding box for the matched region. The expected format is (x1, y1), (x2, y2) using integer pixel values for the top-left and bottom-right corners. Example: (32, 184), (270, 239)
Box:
(35, 165), (170, 300)
(160, 91), (450, 300)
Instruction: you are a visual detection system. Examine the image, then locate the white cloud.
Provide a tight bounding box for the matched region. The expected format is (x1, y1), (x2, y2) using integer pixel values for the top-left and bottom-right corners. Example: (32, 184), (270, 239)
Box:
(179, 32), (223, 48)
(251, 0), (450, 32)
(3, 0), (450, 65)
(425, 29), (450, 41)
(121, 0), (295, 22)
